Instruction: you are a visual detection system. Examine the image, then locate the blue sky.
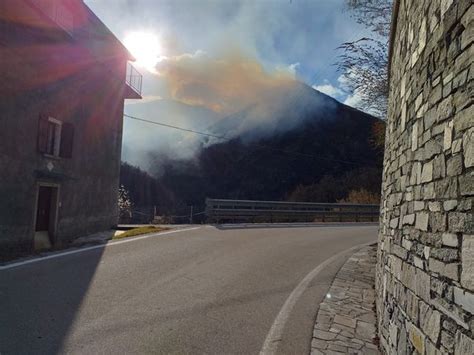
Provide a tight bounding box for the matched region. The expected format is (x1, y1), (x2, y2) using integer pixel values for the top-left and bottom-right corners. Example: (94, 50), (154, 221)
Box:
(85, 0), (367, 104)
(84, 0), (369, 168)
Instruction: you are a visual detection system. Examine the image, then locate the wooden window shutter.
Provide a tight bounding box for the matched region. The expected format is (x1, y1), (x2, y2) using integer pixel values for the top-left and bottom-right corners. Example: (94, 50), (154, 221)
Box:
(60, 122), (74, 158)
(37, 115), (49, 153)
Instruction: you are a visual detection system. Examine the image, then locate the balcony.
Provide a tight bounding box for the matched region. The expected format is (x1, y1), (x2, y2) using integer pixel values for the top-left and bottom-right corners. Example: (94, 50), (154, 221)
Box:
(125, 62), (142, 99)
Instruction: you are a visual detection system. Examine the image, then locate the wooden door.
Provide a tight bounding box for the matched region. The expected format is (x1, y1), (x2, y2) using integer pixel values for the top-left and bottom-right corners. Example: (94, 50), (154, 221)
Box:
(36, 186), (52, 231)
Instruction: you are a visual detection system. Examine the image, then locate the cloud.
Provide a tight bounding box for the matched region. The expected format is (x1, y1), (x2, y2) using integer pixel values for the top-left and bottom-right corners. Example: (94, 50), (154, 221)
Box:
(337, 74), (367, 112)
(312, 83), (343, 98)
(313, 75), (373, 115)
(288, 62), (300, 76)
(344, 91), (363, 107)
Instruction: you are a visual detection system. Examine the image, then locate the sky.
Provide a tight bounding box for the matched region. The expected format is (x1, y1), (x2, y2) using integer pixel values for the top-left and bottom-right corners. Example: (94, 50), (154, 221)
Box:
(84, 0), (369, 169)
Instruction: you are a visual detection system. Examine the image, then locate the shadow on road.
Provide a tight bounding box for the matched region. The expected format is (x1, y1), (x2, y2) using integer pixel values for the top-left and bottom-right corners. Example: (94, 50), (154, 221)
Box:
(214, 222), (379, 230)
(0, 245), (106, 354)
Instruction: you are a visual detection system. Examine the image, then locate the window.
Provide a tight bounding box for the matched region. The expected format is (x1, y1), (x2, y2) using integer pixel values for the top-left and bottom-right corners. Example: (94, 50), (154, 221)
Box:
(45, 118), (62, 156)
(38, 115), (74, 158)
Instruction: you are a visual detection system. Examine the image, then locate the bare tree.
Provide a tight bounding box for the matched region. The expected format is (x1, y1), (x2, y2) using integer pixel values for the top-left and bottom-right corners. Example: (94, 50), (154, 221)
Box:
(346, 0), (392, 37)
(337, 0), (393, 119)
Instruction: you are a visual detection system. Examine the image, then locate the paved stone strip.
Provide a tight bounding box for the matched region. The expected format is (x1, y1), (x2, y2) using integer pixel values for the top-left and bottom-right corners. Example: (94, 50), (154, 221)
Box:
(311, 245), (379, 354)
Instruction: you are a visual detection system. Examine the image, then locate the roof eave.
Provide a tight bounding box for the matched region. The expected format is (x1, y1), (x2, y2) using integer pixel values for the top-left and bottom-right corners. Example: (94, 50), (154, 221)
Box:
(387, 0), (401, 86)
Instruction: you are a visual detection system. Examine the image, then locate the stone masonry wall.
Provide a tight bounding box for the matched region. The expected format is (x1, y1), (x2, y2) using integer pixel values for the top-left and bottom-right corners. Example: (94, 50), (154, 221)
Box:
(376, 0), (473, 354)
(0, 3), (128, 255)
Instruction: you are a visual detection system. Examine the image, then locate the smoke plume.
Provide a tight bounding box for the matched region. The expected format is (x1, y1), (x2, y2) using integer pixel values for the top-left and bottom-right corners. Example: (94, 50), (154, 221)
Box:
(155, 50), (297, 114)
(123, 50), (337, 172)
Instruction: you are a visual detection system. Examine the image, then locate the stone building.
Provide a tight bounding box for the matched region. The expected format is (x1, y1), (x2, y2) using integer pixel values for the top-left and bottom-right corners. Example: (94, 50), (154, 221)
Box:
(376, 0), (473, 353)
(0, 0), (142, 256)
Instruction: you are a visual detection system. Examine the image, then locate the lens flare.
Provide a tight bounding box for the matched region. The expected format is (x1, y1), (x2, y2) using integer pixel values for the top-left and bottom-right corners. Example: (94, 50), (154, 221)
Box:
(123, 31), (161, 72)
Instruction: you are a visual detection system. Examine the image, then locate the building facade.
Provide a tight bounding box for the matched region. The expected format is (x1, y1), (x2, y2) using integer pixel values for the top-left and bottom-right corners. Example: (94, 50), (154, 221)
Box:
(0, 0), (142, 256)
(377, 0), (473, 353)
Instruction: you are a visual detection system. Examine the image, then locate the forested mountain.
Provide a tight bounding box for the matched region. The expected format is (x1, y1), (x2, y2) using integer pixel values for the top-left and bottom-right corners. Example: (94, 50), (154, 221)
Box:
(120, 83), (384, 217)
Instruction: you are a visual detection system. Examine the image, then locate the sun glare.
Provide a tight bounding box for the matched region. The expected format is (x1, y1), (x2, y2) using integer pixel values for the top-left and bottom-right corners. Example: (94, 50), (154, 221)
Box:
(123, 32), (161, 72)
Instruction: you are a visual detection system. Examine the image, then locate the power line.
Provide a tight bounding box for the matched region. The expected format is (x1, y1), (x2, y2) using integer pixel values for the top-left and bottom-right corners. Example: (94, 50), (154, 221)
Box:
(123, 113), (225, 140)
(123, 113), (375, 167)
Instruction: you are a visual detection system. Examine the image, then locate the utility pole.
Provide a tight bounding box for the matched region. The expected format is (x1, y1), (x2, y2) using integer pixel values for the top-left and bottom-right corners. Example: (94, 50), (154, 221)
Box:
(189, 205), (194, 225)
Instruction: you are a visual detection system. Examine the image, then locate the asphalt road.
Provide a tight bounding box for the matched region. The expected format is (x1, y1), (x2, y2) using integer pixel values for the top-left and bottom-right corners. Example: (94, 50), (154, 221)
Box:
(0, 223), (378, 355)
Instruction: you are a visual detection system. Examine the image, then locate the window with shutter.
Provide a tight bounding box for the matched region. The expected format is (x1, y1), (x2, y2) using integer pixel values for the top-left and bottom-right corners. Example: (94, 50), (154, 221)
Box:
(60, 123), (74, 158)
(38, 115), (65, 157)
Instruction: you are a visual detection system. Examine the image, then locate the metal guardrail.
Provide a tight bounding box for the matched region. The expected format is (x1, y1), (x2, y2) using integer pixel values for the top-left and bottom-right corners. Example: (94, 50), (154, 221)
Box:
(205, 198), (380, 223)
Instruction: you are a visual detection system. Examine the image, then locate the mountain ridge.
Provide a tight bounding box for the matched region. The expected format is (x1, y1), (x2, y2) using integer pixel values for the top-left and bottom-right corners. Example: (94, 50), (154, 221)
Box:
(120, 80), (384, 217)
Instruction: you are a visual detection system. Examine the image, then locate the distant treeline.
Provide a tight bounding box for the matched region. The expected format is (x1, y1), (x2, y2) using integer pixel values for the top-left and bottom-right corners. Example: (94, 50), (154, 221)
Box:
(120, 162), (178, 216)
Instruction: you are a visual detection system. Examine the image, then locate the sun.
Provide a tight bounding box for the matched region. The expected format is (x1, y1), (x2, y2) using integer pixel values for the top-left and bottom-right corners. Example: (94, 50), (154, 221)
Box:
(123, 31), (161, 72)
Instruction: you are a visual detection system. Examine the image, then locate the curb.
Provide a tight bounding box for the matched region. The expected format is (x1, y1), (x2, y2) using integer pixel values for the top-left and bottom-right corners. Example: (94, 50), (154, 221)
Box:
(310, 245), (379, 354)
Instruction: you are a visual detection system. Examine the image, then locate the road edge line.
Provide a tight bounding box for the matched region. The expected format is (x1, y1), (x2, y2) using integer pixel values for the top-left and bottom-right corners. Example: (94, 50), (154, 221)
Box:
(259, 240), (375, 355)
(0, 226), (202, 271)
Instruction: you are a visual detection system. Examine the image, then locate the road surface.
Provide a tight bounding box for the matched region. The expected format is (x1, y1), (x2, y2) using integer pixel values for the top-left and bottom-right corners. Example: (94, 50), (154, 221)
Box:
(0, 223), (378, 354)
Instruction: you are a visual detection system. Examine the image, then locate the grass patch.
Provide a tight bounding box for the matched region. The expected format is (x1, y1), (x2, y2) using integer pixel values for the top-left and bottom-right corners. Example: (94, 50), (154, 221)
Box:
(112, 226), (169, 240)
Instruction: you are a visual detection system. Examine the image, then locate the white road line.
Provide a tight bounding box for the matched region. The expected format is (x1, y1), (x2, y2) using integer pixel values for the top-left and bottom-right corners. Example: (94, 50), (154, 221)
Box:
(0, 227), (202, 271)
(259, 241), (374, 355)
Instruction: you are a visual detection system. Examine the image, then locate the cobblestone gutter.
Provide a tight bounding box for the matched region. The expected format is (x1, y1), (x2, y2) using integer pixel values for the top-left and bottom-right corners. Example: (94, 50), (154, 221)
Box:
(311, 245), (379, 354)
(377, 0), (473, 353)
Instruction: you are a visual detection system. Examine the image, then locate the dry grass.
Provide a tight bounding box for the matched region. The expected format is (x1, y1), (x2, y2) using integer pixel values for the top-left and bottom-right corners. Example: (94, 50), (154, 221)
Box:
(111, 226), (169, 240)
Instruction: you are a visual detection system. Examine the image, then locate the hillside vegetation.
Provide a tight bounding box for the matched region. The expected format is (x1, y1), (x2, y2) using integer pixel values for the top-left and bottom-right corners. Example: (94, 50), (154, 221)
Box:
(120, 83), (384, 219)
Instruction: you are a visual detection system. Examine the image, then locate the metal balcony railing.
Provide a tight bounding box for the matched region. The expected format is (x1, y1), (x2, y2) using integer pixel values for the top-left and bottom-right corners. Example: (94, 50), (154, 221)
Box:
(125, 62), (142, 98)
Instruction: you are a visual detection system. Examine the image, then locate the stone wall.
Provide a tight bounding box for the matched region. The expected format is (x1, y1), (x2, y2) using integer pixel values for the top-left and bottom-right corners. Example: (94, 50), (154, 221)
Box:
(376, 0), (473, 354)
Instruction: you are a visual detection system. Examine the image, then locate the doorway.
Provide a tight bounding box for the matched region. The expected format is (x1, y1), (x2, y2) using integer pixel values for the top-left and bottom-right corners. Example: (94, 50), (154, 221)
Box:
(35, 185), (59, 250)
